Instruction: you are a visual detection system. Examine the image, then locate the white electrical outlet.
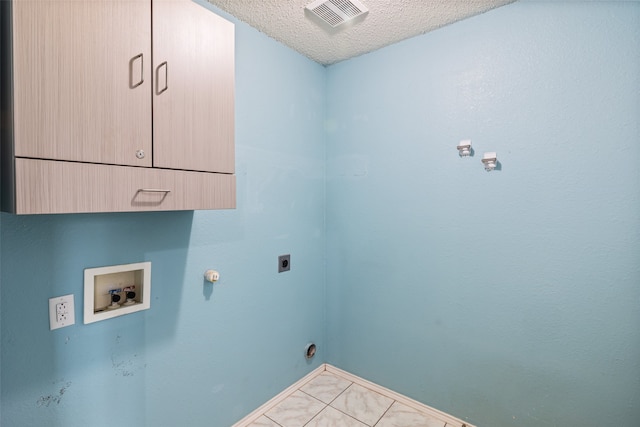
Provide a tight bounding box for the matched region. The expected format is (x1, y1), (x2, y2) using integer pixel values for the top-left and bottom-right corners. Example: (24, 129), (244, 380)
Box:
(49, 294), (75, 330)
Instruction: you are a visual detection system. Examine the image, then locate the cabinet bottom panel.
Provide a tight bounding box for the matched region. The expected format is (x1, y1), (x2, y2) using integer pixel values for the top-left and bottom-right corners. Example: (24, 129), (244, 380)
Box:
(15, 158), (236, 214)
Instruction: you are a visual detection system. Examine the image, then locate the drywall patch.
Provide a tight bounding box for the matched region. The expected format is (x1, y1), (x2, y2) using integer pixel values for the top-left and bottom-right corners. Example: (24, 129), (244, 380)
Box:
(37, 381), (71, 407)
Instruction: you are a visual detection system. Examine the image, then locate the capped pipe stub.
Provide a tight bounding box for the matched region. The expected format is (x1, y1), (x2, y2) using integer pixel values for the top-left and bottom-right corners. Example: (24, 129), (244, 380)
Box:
(304, 343), (317, 359)
(204, 270), (220, 283)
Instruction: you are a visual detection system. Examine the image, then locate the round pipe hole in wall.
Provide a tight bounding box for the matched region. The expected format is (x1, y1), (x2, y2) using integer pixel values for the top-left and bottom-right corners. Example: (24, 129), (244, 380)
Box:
(305, 343), (316, 359)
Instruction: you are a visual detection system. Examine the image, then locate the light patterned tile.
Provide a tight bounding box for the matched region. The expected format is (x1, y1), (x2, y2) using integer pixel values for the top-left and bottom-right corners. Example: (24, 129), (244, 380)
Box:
(376, 402), (446, 427)
(306, 406), (368, 427)
(300, 372), (353, 404)
(330, 383), (394, 426)
(264, 390), (326, 427)
(246, 415), (282, 427)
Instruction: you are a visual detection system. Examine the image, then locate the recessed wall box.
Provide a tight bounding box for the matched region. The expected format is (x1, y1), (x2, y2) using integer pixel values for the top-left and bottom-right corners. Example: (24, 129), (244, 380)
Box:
(84, 262), (151, 324)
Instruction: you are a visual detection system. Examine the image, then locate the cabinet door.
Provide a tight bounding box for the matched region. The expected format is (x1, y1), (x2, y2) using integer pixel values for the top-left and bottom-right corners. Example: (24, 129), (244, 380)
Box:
(12, 0), (152, 167)
(152, 0), (234, 174)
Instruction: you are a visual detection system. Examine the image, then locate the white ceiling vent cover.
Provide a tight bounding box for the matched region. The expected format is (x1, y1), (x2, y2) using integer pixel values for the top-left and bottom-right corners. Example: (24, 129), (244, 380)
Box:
(306, 0), (369, 28)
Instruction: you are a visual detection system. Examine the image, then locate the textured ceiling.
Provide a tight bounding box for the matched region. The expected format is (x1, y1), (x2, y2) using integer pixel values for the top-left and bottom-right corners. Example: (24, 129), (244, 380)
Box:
(207, 0), (516, 66)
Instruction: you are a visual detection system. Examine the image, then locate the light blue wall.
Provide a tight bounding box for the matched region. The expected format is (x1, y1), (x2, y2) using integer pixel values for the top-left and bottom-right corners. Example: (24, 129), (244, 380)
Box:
(325, 1), (640, 427)
(0, 3), (326, 426)
(2, 1), (640, 427)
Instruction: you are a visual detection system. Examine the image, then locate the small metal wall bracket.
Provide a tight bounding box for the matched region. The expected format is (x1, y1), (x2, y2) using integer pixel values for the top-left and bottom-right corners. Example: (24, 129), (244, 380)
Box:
(481, 152), (498, 171)
(457, 139), (472, 157)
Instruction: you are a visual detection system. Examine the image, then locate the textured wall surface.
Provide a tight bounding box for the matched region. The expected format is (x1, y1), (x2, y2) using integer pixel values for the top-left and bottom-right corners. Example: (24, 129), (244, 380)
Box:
(2, 1), (640, 427)
(0, 2), (326, 426)
(325, 1), (640, 426)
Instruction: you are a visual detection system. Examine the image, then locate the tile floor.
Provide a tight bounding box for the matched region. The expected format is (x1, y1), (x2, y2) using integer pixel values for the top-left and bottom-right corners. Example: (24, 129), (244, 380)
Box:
(235, 365), (469, 427)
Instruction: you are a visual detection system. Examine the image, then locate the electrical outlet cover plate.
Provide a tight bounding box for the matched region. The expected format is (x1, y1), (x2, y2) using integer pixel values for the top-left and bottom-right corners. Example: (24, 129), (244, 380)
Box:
(49, 294), (75, 330)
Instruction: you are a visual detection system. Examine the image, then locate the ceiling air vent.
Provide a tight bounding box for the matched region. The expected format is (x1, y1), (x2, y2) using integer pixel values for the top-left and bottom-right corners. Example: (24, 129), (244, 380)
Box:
(306, 0), (369, 28)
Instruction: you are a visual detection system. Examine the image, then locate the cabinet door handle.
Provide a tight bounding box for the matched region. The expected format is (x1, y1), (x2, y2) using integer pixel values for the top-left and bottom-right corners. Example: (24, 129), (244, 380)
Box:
(137, 188), (171, 193)
(129, 53), (144, 89)
(133, 189), (171, 207)
(156, 61), (168, 95)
